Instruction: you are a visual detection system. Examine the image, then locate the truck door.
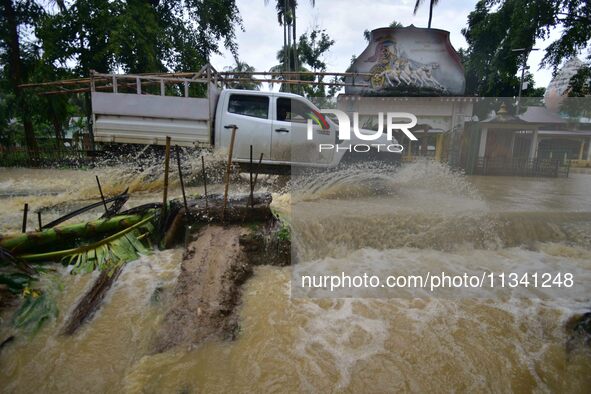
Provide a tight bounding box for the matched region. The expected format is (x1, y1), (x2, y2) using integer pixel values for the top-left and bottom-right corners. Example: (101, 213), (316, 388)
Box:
(272, 97), (334, 165)
(220, 93), (272, 161)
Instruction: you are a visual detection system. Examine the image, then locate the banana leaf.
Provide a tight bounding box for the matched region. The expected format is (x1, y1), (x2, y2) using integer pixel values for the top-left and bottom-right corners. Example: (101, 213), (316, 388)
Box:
(12, 292), (58, 335)
(0, 272), (33, 294)
(19, 215), (156, 275)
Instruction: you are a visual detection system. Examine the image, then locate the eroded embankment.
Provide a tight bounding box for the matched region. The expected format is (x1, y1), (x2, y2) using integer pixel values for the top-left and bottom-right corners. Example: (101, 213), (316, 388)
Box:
(154, 216), (290, 352)
(154, 225), (251, 352)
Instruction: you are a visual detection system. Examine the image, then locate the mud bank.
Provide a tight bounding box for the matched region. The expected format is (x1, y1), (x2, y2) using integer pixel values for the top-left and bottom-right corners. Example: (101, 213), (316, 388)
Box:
(155, 226), (250, 352)
(155, 196), (290, 352)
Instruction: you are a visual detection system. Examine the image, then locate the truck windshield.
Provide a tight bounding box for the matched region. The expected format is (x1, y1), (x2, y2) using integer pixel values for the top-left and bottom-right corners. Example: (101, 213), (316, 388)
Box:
(228, 94), (269, 119)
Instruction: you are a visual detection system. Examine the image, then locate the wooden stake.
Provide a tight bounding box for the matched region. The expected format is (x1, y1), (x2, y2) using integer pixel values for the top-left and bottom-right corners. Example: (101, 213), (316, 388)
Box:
(162, 136), (172, 221)
(22, 203), (28, 233)
(175, 145), (188, 212)
(95, 176), (108, 213)
(37, 211), (42, 231)
(252, 153), (264, 193)
(201, 155), (208, 210)
(222, 126), (238, 222)
(249, 145), (254, 208)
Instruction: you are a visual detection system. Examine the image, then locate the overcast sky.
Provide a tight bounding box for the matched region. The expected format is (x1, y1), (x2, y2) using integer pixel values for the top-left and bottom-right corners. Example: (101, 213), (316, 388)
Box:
(210, 0), (563, 91)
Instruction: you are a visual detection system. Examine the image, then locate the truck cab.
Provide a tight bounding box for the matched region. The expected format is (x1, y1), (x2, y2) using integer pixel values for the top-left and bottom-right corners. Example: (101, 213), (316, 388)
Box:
(214, 89), (401, 170)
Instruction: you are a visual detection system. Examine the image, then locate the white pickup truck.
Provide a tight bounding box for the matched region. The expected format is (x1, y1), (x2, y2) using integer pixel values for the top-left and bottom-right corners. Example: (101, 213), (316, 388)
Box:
(91, 72), (401, 170)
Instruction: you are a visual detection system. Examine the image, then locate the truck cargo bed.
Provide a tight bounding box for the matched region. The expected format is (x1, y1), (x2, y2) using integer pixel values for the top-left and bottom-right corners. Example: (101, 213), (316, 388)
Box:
(91, 73), (219, 147)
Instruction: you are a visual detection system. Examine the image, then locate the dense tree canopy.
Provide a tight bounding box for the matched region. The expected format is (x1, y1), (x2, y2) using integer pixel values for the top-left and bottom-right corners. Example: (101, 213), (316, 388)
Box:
(269, 27), (335, 97)
(461, 0), (591, 96)
(0, 0), (243, 152)
(223, 59), (261, 90)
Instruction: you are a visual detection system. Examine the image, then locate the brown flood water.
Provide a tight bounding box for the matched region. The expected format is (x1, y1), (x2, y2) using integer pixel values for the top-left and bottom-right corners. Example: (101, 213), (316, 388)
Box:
(0, 161), (590, 393)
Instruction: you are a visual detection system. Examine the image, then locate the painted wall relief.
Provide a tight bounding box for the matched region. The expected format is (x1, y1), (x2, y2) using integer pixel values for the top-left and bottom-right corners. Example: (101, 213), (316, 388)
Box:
(345, 26), (466, 96)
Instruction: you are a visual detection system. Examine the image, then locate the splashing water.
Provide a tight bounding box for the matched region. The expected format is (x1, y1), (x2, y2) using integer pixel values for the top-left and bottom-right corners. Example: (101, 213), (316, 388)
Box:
(1, 158), (591, 392)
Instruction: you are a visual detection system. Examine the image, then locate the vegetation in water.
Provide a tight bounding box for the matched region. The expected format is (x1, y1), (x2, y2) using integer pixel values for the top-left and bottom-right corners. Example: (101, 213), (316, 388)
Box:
(12, 289), (58, 335)
(59, 216), (155, 276)
(1, 211), (157, 336)
(277, 222), (291, 242)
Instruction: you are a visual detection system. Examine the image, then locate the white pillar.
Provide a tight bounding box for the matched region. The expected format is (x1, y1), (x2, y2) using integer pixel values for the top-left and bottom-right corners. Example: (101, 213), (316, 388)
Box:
(528, 129), (538, 159)
(478, 127), (488, 157)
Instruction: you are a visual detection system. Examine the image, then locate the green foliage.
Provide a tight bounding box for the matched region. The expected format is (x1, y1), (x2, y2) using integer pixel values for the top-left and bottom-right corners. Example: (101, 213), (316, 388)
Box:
(270, 27), (335, 97)
(3, 213), (155, 336)
(0, 245), (37, 294)
(277, 221), (290, 242)
(364, 20), (404, 42)
(561, 66), (591, 118)
(1, 0), (243, 156)
(568, 66), (591, 97)
(17, 214), (157, 275)
(65, 228), (151, 275)
(0, 272), (33, 294)
(298, 29), (334, 74)
(12, 291), (58, 335)
(541, 0), (591, 71)
(461, 0), (591, 96)
(224, 60), (262, 90)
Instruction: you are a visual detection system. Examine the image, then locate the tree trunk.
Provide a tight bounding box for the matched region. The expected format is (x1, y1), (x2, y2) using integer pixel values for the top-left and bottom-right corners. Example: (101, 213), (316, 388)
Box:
(61, 262), (125, 335)
(428, 0), (434, 28)
(2, 0), (38, 160)
(292, 5), (297, 68)
(0, 214), (146, 255)
(282, 16), (288, 92)
(292, 3), (298, 93)
(23, 120), (38, 163)
(283, 22), (288, 68)
(51, 117), (64, 152)
(84, 92), (95, 150)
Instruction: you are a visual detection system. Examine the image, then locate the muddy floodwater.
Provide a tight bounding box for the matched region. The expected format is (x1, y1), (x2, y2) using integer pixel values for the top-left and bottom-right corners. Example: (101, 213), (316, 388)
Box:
(1, 160), (590, 393)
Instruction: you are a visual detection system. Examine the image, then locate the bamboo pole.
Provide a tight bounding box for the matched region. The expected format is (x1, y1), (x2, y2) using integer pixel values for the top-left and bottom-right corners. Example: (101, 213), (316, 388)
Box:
(22, 68), (379, 97)
(175, 145), (188, 212)
(249, 145), (254, 208)
(22, 203), (28, 233)
(95, 176), (108, 213)
(222, 126), (238, 222)
(20, 70), (370, 89)
(42, 191), (128, 229)
(161, 136), (172, 222)
(201, 155), (208, 210)
(218, 71), (371, 77)
(253, 153), (264, 192)
(221, 78), (369, 87)
(37, 78), (369, 96)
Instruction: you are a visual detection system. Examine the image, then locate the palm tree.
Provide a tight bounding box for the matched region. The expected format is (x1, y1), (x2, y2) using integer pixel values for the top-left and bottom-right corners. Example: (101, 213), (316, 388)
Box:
(265, 0), (316, 74)
(413, 0), (439, 28)
(223, 60), (262, 90)
(269, 45), (312, 92)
